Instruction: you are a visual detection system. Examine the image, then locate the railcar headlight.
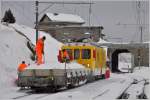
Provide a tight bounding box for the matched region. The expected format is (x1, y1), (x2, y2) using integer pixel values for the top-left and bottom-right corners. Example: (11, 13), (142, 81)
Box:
(87, 64), (90, 67)
(51, 77), (54, 80)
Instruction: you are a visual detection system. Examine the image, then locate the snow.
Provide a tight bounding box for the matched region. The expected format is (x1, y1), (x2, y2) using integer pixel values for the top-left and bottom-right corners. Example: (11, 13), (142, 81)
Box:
(26, 62), (84, 69)
(0, 24), (33, 89)
(0, 23), (149, 100)
(45, 13), (85, 23)
(97, 38), (111, 43)
(1, 66), (149, 100)
(10, 23), (62, 64)
(118, 53), (133, 72)
(10, 24), (85, 70)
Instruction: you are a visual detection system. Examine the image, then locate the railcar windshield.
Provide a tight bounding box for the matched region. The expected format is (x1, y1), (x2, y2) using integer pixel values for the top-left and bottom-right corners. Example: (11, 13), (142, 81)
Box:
(63, 49), (72, 58)
(82, 49), (91, 59)
(74, 49), (80, 59)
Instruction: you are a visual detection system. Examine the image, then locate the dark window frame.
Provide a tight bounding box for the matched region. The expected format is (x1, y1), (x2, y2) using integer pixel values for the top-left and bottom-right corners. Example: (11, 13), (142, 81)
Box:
(74, 49), (80, 59)
(82, 49), (91, 59)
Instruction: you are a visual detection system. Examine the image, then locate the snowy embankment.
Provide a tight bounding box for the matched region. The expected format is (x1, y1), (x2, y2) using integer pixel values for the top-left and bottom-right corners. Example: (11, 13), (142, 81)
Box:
(10, 24), (84, 69)
(0, 24), (33, 89)
(10, 23), (62, 63)
(17, 67), (148, 100)
(0, 23), (149, 100)
(0, 23), (84, 89)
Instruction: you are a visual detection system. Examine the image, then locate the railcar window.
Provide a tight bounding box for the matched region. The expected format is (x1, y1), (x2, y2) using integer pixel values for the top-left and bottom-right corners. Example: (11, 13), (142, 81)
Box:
(82, 49), (91, 59)
(74, 49), (80, 59)
(65, 49), (72, 58)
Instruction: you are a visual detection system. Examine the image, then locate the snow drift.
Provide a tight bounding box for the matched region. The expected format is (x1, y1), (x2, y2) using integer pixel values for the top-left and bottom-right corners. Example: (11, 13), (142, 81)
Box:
(0, 23), (84, 91)
(0, 24), (32, 89)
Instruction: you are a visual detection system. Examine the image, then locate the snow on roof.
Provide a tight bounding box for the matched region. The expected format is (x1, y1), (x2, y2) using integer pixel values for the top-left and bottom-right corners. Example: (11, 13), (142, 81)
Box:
(45, 13), (85, 23)
(97, 38), (111, 43)
(144, 41), (150, 43)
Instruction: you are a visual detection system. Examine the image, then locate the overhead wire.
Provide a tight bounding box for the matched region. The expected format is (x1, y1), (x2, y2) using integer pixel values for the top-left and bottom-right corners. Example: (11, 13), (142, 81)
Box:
(39, 3), (54, 15)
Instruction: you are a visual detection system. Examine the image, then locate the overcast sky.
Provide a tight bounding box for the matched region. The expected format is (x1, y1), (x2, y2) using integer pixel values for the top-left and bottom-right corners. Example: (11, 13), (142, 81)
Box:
(1, 0), (149, 42)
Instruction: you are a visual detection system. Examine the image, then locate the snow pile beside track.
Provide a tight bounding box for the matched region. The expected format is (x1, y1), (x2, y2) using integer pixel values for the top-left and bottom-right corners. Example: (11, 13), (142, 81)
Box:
(10, 24), (84, 69)
(10, 24), (62, 64)
(0, 24), (33, 89)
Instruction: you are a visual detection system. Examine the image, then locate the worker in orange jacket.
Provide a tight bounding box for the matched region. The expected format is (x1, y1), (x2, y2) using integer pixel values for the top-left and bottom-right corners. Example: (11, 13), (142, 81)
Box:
(35, 36), (46, 65)
(18, 61), (27, 72)
(62, 49), (69, 62)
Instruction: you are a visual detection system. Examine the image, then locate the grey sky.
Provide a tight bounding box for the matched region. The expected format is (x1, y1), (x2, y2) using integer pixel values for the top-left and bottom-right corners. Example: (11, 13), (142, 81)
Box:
(1, 0), (149, 42)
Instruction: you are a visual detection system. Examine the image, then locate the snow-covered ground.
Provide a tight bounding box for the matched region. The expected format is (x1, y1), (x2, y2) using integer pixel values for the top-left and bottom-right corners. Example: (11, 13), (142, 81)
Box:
(0, 23), (85, 99)
(0, 24), (33, 90)
(10, 24), (84, 69)
(118, 53), (133, 72)
(10, 23), (62, 63)
(0, 66), (149, 100)
(0, 23), (149, 100)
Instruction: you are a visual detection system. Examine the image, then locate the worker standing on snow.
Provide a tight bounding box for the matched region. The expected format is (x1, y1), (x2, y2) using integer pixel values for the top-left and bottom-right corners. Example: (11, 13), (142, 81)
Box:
(18, 61), (27, 72)
(35, 36), (46, 65)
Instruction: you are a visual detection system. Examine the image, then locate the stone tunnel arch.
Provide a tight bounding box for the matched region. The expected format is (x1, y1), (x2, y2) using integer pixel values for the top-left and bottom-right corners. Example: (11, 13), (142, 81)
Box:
(111, 49), (130, 72)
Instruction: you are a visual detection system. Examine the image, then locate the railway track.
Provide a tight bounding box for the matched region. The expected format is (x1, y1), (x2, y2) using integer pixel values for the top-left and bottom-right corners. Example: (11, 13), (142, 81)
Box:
(12, 91), (33, 99)
(92, 89), (110, 100)
(12, 89), (54, 100)
(117, 78), (149, 99)
(12, 86), (69, 100)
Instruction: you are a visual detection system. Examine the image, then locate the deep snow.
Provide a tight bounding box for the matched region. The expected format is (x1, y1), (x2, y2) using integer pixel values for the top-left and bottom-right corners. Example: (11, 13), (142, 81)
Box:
(0, 23), (84, 91)
(0, 24), (33, 89)
(10, 24), (85, 70)
(0, 23), (149, 100)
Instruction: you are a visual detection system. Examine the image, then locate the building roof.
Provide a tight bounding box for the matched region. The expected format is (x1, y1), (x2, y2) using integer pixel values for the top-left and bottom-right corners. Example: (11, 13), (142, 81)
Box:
(40, 13), (85, 24)
(91, 42), (149, 49)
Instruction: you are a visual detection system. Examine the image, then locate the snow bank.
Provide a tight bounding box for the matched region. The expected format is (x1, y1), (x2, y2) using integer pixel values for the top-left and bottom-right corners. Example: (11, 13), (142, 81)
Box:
(10, 24), (62, 64)
(0, 23), (84, 99)
(0, 24), (33, 89)
(10, 24), (85, 69)
(132, 67), (150, 79)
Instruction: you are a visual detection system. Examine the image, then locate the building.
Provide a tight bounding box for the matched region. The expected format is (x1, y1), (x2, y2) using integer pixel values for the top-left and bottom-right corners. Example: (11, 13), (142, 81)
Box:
(38, 13), (104, 42)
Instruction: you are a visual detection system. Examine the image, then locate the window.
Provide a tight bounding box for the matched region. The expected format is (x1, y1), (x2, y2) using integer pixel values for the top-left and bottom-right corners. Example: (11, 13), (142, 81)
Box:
(65, 49), (72, 57)
(74, 49), (80, 59)
(82, 49), (91, 59)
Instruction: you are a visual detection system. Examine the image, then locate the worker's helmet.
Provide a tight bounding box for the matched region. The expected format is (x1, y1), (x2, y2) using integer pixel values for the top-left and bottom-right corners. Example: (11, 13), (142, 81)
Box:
(22, 61), (25, 64)
(42, 36), (46, 40)
(62, 49), (66, 52)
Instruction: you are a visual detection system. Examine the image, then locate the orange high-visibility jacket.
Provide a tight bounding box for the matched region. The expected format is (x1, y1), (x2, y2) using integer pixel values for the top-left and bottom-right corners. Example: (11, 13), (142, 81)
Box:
(63, 50), (69, 58)
(18, 63), (27, 72)
(35, 38), (44, 53)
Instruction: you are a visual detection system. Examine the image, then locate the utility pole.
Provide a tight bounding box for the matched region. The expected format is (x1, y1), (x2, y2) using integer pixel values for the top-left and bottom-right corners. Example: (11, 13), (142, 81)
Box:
(140, 26), (143, 43)
(0, 0), (1, 29)
(35, 1), (39, 43)
(89, 0), (92, 27)
(35, 1), (93, 43)
(116, 1), (148, 69)
(137, 1), (143, 43)
(89, 0), (92, 40)
(137, 1), (142, 69)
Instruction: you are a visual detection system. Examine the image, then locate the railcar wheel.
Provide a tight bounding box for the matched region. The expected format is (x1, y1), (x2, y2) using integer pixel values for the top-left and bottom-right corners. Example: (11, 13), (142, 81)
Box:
(48, 86), (57, 92)
(67, 84), (74, 89)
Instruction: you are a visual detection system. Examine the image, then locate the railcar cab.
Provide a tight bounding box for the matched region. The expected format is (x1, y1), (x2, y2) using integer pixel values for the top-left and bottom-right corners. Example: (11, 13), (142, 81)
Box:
(57, 43), (96, 69)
